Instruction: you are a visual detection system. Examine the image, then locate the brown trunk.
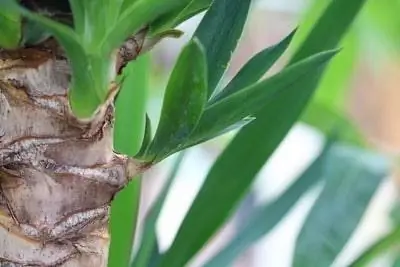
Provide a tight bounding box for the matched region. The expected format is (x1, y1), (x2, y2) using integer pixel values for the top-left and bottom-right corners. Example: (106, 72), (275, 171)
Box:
(0, 40), (141, 266)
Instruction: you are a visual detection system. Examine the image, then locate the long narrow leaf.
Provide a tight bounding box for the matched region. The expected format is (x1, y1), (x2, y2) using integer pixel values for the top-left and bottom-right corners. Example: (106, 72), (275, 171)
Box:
(147, 39), (207, 161)
(186, 51), (337, 148)
(109, 55), (150, 267)
(290, 0), (367, 64)
(204, 140), (334, 267)
(194, 0), (251, 97)
(210, 30), (295, 104)
(131, 152), (186, 267)
(158, 53), (334, 267)
(293, 145), (388, 267)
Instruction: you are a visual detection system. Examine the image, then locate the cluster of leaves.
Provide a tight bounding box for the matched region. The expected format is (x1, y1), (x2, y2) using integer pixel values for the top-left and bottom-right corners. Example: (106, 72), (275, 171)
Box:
(0, 0), (213, 118)
(1, 0), (399, 267)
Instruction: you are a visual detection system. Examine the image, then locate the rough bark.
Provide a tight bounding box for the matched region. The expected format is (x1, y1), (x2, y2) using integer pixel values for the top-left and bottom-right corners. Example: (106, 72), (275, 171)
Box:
(0, 38), (143, 266)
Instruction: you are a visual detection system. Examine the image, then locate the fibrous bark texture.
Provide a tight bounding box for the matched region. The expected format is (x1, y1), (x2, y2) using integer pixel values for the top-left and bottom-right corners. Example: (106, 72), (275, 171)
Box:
(0, 39), (141, 266)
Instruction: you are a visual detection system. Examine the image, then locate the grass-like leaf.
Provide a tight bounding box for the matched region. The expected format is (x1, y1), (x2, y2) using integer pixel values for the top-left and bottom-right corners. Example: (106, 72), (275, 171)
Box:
(210, 30), (296, 104)
(146, 39), (207, 161)
(185, 50), (337, 149)
(194, 0), (251, 98)
(109, 55), (150, 267)
(157, 50), (335, 267)
(290, 0), (367, 64)
(293, 145), (388, 267)
(204, 140), (334, 267)
(131, 152), (186, 267)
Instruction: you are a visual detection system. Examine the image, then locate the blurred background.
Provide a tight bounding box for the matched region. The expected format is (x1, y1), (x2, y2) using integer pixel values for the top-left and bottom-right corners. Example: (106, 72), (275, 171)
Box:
(134, 0), (400, 266)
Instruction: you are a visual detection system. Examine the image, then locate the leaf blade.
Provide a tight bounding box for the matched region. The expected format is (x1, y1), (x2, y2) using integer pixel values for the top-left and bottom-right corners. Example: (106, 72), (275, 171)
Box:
(293, 145), (388, 267)
(210, 30), (295, 104)
(204, 141), (334, 267)
(147, 39), (207, 161)
(194, 0), (251, 97)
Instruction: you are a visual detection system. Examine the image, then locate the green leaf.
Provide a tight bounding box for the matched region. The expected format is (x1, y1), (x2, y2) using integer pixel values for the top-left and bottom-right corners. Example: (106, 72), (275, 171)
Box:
(158, 52), (335, 267)
(349, 225), (400, 267)
(210, 30), (295, 104)
(204, 140), (334, 267)
(193, 0), (251, 98)
(146, 39), (207, 161)
(104, 0), (192, 54)
(135, 114), (153, 159)
(150, 0), (212, 35)
(290, 0), (367, 64)
(301, 102), (364, 146)
(293, 145), (388, 267)
(0, 6), (21, 49)
(6, 2), (106, 118)
(186, 51), (337, 149)
(131, 152), (186, 267)
(109, 55), (150, 267)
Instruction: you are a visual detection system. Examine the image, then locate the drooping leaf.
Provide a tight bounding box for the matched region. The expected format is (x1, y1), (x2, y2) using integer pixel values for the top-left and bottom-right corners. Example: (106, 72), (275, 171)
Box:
(146, 39), (207, 161)
(349, 225), (400, 267)
(109, 55), (150, 267)
(186, 51), (337, 149)
(193, 0), (251, 97)
(204, 140), (334, 267)
(210, 30), (296, 104)
(293, 145), (388, 267)
(131, 152), (186, 267)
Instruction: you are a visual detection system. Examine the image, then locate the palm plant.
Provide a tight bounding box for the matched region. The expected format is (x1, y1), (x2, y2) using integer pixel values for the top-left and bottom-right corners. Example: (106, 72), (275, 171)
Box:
(0, 0), (397, 266)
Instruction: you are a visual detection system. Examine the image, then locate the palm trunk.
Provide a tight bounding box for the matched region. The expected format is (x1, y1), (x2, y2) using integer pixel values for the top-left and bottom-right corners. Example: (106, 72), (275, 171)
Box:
(0, 39), (141, 266)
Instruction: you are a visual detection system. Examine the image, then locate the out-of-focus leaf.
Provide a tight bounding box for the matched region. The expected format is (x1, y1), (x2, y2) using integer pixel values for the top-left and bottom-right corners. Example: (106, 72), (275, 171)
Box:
(0, 6), (21, 48)
(293, 146), (388, 267)
(146, 39), (207, 161)
(302, 102), (364, 146)
(150, 0), (212, 35)
(296, 2), (362, 145)
(109, 55), (150, 267)
(210, 30), (295, 104)
(349, 225), (400, 267)
(205, 141), (334, 267)
(186, 51), (337, 149)
(194, 0), (251, 98)
(157, 52), (335, 267)
(131, 152), (186, 267)
(290, 0), (367, 64)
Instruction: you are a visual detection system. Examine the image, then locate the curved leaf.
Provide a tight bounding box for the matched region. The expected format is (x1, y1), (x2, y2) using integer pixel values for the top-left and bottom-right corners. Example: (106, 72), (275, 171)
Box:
(147, 39), (207, 161)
